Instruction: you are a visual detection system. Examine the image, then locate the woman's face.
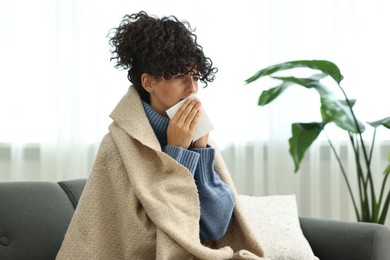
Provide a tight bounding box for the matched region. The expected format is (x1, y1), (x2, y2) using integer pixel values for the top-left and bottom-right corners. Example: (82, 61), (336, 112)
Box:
(144, 73), (199, 115)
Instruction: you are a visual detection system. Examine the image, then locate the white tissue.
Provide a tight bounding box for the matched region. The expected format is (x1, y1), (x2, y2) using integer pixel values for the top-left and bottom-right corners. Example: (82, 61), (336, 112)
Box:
(166, 94), (214, 141)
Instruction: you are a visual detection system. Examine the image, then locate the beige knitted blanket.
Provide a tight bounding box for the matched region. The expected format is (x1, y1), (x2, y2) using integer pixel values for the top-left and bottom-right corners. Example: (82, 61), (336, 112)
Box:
(56, 87), (265, 260)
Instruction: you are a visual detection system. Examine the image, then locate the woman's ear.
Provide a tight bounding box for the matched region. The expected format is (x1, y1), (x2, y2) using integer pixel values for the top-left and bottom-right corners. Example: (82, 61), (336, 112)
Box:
(141, 73), (155, 93)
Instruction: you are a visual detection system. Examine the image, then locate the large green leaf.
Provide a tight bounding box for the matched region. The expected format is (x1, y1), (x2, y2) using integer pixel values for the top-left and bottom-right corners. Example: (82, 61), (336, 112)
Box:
(258, 73), (333, 106)
(258, 82), (292, 105)
(320, 98), (366, 133)
(289, 122), (326, 172)
(368, 117), (390, 129)
(245, 60), (344, 85)
(338, 99), (357, 107)
(271, 74), (334, 98)
(272, 75), (363, 133)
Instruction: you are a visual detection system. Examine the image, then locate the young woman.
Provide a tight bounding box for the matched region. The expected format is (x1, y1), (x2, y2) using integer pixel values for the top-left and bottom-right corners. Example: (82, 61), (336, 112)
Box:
(57, 11), (265, 260)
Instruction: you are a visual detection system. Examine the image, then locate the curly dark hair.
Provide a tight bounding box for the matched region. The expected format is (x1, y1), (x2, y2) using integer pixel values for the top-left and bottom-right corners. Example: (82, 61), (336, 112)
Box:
(108, 11), (217, 102)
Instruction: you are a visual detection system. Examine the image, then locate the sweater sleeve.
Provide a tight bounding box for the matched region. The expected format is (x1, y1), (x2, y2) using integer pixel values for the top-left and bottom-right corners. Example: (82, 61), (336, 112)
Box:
(190, 147), (235, 241)
(164, 145), (200, 175)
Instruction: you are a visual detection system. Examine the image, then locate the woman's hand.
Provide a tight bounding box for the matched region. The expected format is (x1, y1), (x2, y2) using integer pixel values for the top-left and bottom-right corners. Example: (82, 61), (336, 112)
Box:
(167, 99), (201, 149)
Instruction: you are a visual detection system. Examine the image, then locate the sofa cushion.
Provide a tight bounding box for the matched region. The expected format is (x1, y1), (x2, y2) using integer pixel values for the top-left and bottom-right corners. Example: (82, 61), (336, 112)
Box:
(239, 194), (318, 260)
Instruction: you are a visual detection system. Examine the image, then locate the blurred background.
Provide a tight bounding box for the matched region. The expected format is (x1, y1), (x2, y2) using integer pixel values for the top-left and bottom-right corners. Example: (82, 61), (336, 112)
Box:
(1, 0), (389, 226)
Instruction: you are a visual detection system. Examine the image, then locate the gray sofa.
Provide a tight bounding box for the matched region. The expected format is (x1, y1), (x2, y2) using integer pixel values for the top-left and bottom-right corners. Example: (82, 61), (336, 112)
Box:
(1, 179), (390, 260)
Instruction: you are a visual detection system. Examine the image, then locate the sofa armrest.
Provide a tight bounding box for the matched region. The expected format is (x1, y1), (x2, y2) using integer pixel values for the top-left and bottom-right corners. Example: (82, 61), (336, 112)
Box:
(58, 179), (87, 208)
(0, 181), (76, 260)
(299, 217), (390, 260)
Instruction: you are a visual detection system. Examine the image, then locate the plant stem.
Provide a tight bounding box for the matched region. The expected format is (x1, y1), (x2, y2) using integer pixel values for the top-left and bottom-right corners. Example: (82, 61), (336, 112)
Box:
(349, 132), (368, 221)
(325, 130), (360, 221)
(369, 129), (380, 221)
(368, 128), (377, 166)
(378, 171), (390, 210)
(337, 83), (377, 222)
(379, 188), (390, 224)
(378, 165), (390, 223)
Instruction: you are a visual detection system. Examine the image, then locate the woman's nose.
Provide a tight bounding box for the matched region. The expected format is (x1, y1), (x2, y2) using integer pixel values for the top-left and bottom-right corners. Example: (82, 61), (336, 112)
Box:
(186, 77), (198, 93)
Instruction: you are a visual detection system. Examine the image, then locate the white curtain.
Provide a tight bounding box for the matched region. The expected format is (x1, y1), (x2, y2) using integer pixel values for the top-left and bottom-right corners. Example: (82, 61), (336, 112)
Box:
(1, 0), (389, 225)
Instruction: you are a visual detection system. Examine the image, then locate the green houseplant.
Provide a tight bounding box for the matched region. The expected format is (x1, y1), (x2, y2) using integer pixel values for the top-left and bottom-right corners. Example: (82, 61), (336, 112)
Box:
(245, 60), (390, 224)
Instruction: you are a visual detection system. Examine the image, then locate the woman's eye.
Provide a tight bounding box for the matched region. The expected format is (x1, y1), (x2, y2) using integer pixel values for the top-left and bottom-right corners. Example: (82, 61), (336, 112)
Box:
(174, 74), (199, 81)
(175, 74), (185, 79)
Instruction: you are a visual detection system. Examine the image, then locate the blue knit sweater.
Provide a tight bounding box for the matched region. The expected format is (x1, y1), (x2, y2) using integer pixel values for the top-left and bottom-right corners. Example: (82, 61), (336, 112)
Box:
(142, 101), (235, 240)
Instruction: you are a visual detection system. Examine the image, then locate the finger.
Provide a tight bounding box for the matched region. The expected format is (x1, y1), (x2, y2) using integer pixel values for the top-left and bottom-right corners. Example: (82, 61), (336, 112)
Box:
(188, 109), (201, 130)
(183, 101), (201, 127)
(176, 99), (199, 125)
(171, 99), (192, 122)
